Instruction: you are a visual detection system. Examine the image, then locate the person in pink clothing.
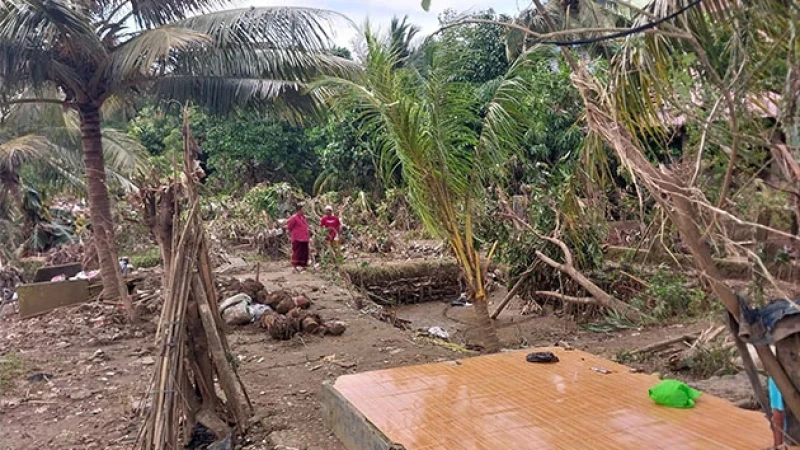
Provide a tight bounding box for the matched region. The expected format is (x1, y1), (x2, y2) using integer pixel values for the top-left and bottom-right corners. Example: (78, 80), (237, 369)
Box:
(285, 203), (310, 272)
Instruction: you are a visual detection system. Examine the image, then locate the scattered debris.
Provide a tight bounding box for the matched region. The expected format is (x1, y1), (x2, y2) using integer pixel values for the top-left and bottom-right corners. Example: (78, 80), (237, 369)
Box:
(136, 356), (155, 366)
(649, 379), (702, 408)
(426, 326), (450, 340)
(220, 293), (256, 326)
(590, 366), (612, 375)
(526, 352), (559, 363)
(91, 349), (107, 361)
(450, 293), (472, 307)
(373, 308), (412, 330)
(27, 372), (53, 382)
(556, 341), (574, 351)
(70, 390), (93, 400)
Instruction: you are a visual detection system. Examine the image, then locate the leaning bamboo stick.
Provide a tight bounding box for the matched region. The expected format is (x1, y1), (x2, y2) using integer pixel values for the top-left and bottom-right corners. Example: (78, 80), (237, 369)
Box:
(190, 275), (248, 430)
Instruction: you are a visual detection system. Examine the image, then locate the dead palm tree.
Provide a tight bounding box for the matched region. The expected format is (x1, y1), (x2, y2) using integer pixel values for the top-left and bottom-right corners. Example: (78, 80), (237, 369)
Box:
(0, 0), (351, 315)
(316, 30), (539, 352)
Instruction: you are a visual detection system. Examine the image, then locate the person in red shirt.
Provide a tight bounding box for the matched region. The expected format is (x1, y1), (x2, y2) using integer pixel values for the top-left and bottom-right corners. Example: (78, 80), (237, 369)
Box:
(285, 203), (310, 272)
(320, 205), (342, 263)
(320, 205), (341, 241)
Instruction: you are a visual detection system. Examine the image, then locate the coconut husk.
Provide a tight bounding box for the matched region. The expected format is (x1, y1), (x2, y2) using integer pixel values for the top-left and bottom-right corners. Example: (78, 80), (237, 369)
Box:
(286, 308), (322, 334)
(266, 290), (292, 309)
(239, 278), (264, 299)
(216, 277), (242, 300)
(293, 295), (311, 309)
(255, 290), (271, 305)
(274, 297), (297, 315)
(301, 317), (321, 334)
(324, 321), (347, 336)
(259, 310), (293, 340)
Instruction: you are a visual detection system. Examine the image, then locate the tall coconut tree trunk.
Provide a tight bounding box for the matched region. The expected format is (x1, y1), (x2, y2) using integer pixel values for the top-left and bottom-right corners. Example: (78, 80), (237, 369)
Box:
(79, 104), (134, 319)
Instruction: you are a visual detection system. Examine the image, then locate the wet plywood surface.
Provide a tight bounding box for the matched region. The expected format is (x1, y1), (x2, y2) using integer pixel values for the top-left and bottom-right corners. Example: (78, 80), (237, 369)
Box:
(331, 348), (771, 449)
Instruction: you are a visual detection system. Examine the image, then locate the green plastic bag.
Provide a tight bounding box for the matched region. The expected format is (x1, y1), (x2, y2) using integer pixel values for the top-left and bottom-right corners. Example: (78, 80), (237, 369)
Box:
(649, 379), (702, 408)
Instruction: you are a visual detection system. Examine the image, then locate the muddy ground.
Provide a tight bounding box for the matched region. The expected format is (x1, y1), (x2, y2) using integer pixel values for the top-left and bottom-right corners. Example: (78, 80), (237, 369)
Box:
(0, 259), (761, 450)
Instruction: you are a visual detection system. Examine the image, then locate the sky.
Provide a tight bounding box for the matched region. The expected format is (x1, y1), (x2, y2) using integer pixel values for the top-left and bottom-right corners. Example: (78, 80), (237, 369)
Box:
(241, 0), (529, 49)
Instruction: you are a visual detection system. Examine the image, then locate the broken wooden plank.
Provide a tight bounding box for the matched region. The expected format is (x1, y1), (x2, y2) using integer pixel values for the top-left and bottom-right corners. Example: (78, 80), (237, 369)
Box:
(17, 279), (102, 318)
(630, 333), (701, 355)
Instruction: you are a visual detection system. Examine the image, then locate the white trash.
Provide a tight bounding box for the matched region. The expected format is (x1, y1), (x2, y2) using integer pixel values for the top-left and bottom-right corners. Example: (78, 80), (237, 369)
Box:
(220, 293), (253, 326)
(427, 326), (450, 340)
(250, 304), (272, 322)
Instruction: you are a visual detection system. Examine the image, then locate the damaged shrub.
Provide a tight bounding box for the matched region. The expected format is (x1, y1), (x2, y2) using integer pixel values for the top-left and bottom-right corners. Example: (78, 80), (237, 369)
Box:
(243, 183), (302, 219)
(629, 270), (707, 321)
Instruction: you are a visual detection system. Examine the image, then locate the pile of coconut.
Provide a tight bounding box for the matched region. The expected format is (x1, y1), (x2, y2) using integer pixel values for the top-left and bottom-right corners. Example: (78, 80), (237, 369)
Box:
(216, 277), (346, 340)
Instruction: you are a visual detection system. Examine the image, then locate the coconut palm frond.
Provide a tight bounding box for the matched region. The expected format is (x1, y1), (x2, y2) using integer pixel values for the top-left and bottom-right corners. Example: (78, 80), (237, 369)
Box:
(388, 15), (420, 67)
(1, 100), (146, 193)
(152, 76), (318, 119)
(107, 26), (212, 80)
(477, 46), (553, 179)
(613, 0), (795, 146)
(0, 0), (104, 66)
(164, 47), (357, 85)
(99, 128), (147, 176)
(127, 0), (228, 28)
(507, 0), (629, 58)
(138, 42), (357, 116)
(0, 135), (52, 172)
(171, 7), (341, 53)
(101, 94), (141, 123)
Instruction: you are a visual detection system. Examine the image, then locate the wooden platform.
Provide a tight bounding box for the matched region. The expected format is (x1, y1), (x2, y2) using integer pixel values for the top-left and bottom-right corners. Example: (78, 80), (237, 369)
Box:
(323, 347), (771, 450)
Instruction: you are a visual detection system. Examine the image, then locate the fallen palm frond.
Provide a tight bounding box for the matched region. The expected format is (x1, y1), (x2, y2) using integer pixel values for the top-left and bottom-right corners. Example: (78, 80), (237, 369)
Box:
(135, 107), (251, 450)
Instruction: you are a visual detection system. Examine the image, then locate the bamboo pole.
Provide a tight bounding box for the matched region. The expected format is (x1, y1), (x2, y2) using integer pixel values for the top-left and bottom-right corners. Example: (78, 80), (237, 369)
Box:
(137, 108), (252, 449)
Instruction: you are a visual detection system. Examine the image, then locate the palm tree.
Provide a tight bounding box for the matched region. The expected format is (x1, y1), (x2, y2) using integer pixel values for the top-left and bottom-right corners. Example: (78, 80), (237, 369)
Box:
(389, 15), (421, 68)
(0, 101), (146, 262)
(0, 1), (350, 312)
(506, 0), (629, 60)
(316, 30), (537, 352)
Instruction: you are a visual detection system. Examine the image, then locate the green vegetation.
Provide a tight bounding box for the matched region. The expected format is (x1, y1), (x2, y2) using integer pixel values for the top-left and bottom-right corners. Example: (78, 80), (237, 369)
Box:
(0, 354), (25, 389)
(629, 270), (708, 322)
(680, 346), (739, 379)
(130, 247), (162, 269)
(0, 0), (797, 388)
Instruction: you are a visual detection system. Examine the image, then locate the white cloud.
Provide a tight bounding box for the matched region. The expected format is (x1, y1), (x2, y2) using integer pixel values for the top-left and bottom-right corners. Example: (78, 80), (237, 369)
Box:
(241, 0), (528, 48)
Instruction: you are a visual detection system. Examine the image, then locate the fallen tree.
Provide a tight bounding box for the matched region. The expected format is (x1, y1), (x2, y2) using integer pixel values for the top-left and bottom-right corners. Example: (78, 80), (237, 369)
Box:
(493, 189), (642, 320)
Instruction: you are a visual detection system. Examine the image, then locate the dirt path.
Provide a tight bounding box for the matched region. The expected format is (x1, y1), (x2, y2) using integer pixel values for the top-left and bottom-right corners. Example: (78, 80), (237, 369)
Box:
(0, 261), (745, 450)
